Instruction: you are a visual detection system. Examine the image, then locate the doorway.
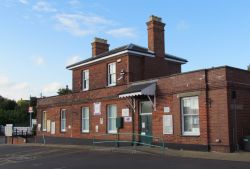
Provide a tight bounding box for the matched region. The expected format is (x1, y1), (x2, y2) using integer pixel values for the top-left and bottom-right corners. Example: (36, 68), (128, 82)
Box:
(139, 101), (153, 145)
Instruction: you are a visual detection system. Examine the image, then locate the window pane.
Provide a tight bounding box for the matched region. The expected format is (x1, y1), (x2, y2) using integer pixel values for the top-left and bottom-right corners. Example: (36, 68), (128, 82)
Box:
(107, 105), (117, 132)
(83, 119), (89, 130)
(182, 96), (200, 135)
(184, 116), (192, 132)
(183, 97), (199, 115)
(141, 101), (153, 114)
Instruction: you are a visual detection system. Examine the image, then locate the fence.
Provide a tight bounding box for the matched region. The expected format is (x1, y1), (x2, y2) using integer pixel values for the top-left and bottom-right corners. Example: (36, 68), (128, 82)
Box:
(93, 132), (165, 153)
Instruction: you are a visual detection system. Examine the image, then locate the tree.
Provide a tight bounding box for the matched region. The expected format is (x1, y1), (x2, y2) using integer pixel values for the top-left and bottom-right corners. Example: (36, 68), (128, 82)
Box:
(57, 85), (72, 95)
(0, 96), (30, 126)
(248, 64), (250, 71)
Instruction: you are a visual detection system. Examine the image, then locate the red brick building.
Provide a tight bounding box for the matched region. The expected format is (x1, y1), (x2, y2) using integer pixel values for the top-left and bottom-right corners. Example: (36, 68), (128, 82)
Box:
(37, 16), (250, 152)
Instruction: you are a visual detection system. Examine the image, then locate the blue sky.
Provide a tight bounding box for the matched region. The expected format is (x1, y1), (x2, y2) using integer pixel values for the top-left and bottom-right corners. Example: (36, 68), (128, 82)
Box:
(0, 0), (249, 100)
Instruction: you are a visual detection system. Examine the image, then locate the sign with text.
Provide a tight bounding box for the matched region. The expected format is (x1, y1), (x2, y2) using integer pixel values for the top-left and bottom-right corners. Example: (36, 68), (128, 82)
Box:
(93, 102), (101, 115)
(124, 116), (132, 123)
(28, 107), (33, 113)
(122, 108), (129, 117)
(163, 115), (173, 134)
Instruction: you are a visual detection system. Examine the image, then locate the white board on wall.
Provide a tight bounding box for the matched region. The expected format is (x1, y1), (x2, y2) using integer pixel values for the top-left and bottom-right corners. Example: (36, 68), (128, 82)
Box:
(93, 102), (101, 115)
(51, 122), (55, 135)
(163, 115), (173, 134)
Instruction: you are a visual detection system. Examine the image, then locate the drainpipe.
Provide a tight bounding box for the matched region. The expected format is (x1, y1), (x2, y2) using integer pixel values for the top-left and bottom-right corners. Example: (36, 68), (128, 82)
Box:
(204, 69), (210, 151)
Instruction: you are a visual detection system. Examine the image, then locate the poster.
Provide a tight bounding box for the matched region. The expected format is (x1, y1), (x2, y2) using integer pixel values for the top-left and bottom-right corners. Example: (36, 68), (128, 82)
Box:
(51, 122), (55, 135)
(122, 108), (129, 117)
(163, 115), (173, 134)
(124, 116), (132, 122)
(93, 102), (101, 115)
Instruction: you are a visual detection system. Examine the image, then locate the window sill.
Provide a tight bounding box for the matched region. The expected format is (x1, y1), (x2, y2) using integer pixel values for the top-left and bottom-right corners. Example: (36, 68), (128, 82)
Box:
(107, 84), (116, 87)
(181, 133), (200, 137)
(107, 131), (117, 134)
(81, 131), (90, 133)
(82, 89), (89, 91)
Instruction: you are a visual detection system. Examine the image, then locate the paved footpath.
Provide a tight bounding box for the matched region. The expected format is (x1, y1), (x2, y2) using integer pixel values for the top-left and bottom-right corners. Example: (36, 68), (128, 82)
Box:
(0, 144), (249, 169)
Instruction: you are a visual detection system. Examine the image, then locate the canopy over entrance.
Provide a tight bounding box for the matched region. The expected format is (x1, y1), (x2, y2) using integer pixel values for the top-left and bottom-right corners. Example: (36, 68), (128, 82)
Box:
(118, 82), (156, 98)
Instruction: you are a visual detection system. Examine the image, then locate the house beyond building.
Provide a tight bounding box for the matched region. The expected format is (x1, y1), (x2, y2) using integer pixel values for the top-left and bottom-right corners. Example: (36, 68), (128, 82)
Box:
(37, 16), (250, 153)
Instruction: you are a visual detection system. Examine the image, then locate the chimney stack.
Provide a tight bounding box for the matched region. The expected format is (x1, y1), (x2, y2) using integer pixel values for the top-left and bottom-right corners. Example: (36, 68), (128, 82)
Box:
(91, 37), (109, 57)
(146, 15), (165, 58)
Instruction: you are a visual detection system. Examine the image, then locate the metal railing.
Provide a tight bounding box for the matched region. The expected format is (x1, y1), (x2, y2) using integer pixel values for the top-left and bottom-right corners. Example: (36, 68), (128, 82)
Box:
(93, 132), (166, 153)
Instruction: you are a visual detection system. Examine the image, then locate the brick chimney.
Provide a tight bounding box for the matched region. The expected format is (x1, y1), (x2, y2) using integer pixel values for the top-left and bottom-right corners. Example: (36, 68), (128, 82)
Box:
(91, 37), (109, 57)
(146, 15), (165, 58)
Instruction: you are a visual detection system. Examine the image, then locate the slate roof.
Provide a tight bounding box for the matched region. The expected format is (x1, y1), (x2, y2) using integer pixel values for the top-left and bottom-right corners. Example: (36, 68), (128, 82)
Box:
(66, 43), (187, 69)
(118, 82), (155, 95)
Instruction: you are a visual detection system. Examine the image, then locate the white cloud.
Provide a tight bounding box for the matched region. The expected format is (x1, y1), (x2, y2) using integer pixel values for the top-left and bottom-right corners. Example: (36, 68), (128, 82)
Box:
(68, 0), (80, 7)
(54, 13), (113, 36)
(0, 74), (11, 86)
(42, 82), (64, 95)
(106, 28), (136, 38)
(176, 20), (190, 31)
(66, 55), (81, 65)
(12, 82), (29, 90)
(34, 56), (45, 65)
(19, 0), (28, 5)
(0, 74), (31, 100)
(33, 1), (57, 12)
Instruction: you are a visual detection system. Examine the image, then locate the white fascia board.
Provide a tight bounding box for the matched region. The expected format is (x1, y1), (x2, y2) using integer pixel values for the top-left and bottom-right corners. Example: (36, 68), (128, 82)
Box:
(118, 92), (142, 98)
(165, 57), (186, 64)
(67, 50), (154, 70)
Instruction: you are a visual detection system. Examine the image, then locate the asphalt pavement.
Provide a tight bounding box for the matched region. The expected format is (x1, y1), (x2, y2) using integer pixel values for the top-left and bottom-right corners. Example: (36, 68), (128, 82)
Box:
(0, 144), (249, 169)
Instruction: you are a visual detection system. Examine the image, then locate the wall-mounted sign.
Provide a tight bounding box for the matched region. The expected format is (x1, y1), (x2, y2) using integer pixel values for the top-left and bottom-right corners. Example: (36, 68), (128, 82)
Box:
(95, 125), (99, 133)
(28, 107), (33, 113)
(124, 116), (132, 122)
(51, 122), (55, 135)
(122, 108), (129, 117)
(164, 107), (170, 113)
(37, 124), (41, 131)
(100, 118), (103, 125)
(163, 115), (173, 134)
(94, 102), (101, 115)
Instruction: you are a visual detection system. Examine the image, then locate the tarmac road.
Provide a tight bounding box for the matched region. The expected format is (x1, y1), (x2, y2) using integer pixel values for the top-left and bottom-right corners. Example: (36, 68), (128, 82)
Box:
(0, 144), (249, 169)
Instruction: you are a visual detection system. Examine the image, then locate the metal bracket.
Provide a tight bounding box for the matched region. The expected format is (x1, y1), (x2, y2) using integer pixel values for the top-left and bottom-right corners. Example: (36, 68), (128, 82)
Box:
(147, 95), (156, 111)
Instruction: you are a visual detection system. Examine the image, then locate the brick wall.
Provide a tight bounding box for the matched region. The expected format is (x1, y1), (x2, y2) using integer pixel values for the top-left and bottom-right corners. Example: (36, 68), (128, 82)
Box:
(226, 67), (250, 151)
(37, 66), (250, 152)
(128, 54), (181, 82)
(72, 54), (129, 92)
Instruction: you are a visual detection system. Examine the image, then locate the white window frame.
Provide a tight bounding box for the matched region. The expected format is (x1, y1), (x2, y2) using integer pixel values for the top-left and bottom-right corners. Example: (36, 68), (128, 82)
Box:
(81, 107), (90, 133)
(60, 109), (66, 132)
(107, 62), (116, 86)
(42, 111), (47, 131)
(82, 69), (89, 91)
(107, 105), (117, 134)
(181, 96), (200, 136)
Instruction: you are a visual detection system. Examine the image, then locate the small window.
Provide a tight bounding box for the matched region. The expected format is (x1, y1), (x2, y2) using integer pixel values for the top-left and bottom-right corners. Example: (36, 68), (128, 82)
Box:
(108, 63), (116, 86)
(181, 96), (200, 136)
(60, 109), (66, 132)
(107, 105), (117, 133)
(42, 111), (47, 131)
(82, 70), (89, 90)
(82, 107), (89, 133)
